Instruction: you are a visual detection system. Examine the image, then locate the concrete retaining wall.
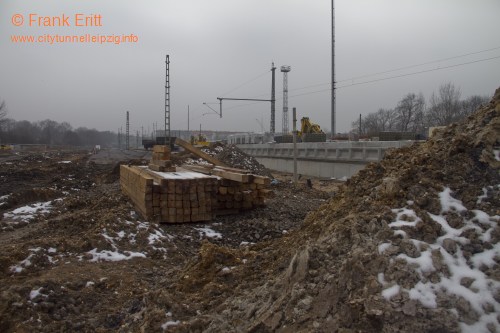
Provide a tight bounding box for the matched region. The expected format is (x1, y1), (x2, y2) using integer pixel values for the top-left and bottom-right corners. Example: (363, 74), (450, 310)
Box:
(238, 141), (413, 179)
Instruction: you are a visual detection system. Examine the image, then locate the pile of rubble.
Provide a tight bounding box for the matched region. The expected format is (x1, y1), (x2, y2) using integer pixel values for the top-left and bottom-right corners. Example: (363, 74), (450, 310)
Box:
(202, 142), (272, 177)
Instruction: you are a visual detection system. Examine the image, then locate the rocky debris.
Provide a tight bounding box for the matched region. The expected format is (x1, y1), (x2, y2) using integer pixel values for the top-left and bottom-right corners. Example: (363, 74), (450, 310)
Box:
(203, 142), (273, 177)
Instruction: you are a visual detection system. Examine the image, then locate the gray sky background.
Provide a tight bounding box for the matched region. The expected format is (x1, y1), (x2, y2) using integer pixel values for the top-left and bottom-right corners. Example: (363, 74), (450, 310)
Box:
(1, 0), (499, 135)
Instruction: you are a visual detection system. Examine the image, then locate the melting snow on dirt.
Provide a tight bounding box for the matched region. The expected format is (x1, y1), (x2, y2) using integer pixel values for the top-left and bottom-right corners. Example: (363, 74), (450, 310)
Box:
(3, 201), (53, 222)
(0, 194), (10, 207)
(381, 187), (500, 333)
(493, 149), (500, 161)
(195, 227), (222, 239)
(10, 247), (42, 273)
(86, 228), (147, 262)
(87, 249), (146, 262)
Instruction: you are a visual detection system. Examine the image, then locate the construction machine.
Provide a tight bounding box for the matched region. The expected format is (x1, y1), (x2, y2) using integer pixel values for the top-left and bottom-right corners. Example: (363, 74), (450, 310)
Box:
(299, 117), (326, 142)
(190, 134), (210, 147)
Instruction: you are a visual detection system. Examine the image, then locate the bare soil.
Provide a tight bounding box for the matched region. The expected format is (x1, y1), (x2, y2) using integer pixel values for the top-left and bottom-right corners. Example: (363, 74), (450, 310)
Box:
(0, 147), (330, 332)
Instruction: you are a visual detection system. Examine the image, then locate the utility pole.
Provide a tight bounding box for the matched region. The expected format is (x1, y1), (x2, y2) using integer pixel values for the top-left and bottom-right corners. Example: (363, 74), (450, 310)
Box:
(331, 0), (336, 139)
(292, 107), (298, 183)
(118, 128), (121, 149)
(271, 62), (276, 134)
(359, 114), (362, 137)
(126, 111), (130, 150)
(281, 66), (291, 135)
(165, 54), (171, 146)
(136, 130), (139, 148)
(188, 105), (190, 132)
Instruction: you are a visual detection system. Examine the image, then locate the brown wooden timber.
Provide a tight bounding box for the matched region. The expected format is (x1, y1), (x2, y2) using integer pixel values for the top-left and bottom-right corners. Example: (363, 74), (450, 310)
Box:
(174, 138), (228, 167)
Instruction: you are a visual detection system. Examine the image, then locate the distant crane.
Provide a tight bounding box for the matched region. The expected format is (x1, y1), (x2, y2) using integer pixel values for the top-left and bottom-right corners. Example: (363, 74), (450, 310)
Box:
(255, 118), (264, 133)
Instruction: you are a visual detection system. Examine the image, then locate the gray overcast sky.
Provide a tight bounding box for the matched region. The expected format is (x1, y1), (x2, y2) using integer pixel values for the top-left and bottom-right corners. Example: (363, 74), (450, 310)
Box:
(1, 0), (499, 135)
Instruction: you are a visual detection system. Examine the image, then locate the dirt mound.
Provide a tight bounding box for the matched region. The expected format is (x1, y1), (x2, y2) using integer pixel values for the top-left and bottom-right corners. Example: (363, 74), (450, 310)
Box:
(177, 88), (499, 332)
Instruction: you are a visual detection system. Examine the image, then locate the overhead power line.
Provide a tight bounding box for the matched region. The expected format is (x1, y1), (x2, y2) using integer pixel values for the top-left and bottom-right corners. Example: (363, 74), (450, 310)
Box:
(218, 69), (271, 97)
(248, 46), (500, 98)
(285, 54), (500, 99)
(337, 54), (500, 89)
(214, 53), (500, 111)
(202, 47), (500, 116)
(338, 45), (500, 83)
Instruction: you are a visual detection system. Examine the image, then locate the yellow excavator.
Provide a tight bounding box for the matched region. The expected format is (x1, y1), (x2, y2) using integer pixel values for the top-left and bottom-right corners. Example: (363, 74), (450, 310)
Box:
(190, 134), (210, 147)
(298, 117), (326, 142)
(299, 117), (323, 135)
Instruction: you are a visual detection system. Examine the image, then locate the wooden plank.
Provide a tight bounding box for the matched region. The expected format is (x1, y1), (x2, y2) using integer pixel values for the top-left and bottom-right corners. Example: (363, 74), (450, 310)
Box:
(148, 164), (166, 172)
(252, 175), (271, 185)
(181, 164), (214, 174)
(153, 145), (171, 153)
(211, 168), (251, 183)
(216, 165), (251, 174)
(175, 137), (228, 167)
(151, 160), (172, 168)
(258, 189), (274, 198)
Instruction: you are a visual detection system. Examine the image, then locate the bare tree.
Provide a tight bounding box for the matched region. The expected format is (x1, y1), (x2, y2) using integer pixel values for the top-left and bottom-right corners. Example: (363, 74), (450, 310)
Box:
(0, 100), (6, 124)
(394, 93), (425, 132)
(351, 116), (366, 135)
(459, 95), (489, 118)
(363, 108), (397, 135)
(427, 82), (462, 126)
(352, 108), (398, 136)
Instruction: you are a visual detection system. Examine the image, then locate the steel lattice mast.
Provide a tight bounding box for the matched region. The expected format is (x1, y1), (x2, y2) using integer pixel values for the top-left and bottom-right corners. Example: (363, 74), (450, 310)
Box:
(164, 55), (170, 146)
(126, 111), (130, 150)
(281, 65), (291, 134)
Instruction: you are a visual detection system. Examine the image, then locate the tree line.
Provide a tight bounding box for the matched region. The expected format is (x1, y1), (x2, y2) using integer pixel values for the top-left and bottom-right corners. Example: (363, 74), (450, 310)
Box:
(0, 106), (116, 147)
(352, 82), (490, 137)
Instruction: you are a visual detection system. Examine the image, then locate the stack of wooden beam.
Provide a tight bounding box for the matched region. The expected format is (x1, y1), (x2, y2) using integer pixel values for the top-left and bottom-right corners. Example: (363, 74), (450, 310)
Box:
(120, 137), (273, 223)
(149, 145), (175, 172)
(119, 165), (154, 218)
(182, 165), (272, 215)
(121, 165), (219, 223)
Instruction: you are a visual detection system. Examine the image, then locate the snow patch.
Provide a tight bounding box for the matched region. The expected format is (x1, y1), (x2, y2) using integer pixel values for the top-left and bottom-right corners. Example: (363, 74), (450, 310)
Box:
(378, 243), (391, 254)
(87, 249), (146, 262)
(381, 285), (400, 300)
(195, 227), (222, 239)
(3, 201), (53, 222)
(439, 187), (466, 213)
(29, 287), (46, 300)
(10, 249), (39, 273)
(389, 208), (421, 228)
(161, 320), (180, 330)
(383, 187), (500, 332)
